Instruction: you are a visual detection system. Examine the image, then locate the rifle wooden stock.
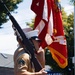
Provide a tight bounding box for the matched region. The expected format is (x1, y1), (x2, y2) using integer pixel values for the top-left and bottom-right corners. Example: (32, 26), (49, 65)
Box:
(0, 0), (42, 72)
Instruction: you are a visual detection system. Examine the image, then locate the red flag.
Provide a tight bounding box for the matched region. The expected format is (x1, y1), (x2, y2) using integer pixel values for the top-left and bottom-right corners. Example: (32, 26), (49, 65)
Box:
(31, 0), (68, 68)
(31, 0), (53, 48)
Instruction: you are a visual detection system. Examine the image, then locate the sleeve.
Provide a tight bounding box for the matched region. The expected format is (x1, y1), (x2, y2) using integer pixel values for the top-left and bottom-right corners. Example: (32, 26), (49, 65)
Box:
(14, 53), (31, 74)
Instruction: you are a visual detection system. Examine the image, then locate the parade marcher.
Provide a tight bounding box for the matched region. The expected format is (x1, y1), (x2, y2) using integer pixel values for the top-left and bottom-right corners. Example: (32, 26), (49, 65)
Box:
(13, 26), (47, 75)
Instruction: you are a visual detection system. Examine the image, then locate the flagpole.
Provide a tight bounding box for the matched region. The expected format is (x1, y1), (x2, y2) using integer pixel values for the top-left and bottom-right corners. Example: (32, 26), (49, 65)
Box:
(74, 2), (75, 75)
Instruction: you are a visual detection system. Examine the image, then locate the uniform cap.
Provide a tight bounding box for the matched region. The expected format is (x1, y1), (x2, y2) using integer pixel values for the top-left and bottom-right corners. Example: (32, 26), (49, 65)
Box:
(22, 27), (40, 41)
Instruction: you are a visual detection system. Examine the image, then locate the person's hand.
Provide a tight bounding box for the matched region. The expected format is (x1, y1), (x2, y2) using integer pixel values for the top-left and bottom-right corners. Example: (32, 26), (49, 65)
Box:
(37, 47), (45, 55)
(37, 68), (47, 75)
(35, 47), (45, 68)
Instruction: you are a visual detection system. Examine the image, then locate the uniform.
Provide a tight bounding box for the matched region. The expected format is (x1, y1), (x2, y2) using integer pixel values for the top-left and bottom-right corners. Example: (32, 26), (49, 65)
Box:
(14, 46), (35, 75)
(13, 27), (47, 75)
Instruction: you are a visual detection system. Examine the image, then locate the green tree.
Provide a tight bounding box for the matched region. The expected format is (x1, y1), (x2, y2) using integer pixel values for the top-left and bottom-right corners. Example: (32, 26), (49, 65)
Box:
(0, 0), (23, 26)
(62, 7), (68, 26)
(70, 0), (75, 5)
(65, 13), (74, 57)
(26, 19), (35, 28)
(66, 12), (74, 75)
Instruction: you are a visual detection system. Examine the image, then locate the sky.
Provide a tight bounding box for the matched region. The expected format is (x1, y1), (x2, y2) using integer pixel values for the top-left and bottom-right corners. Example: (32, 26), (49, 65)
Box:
(0, 0), (74, 55)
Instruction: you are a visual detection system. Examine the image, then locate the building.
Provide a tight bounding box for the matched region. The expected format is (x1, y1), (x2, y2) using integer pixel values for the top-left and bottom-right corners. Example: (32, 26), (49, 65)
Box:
(0, 53), (14, 75)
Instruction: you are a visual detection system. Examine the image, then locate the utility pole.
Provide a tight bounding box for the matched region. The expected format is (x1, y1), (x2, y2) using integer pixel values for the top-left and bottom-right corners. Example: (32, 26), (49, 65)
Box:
(74, 1), (75, 74)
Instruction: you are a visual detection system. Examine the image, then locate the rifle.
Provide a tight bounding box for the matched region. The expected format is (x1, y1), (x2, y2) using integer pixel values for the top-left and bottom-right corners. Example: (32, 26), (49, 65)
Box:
(0, 0), (42, 72)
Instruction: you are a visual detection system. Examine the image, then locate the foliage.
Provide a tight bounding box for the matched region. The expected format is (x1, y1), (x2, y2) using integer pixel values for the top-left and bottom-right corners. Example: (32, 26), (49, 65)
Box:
(26, 19), (35, 28)
(61, 7), (68, 27)
(65, 13), (74, 57)
(0, 0), (23, 26)
(70, 0), (75, 5)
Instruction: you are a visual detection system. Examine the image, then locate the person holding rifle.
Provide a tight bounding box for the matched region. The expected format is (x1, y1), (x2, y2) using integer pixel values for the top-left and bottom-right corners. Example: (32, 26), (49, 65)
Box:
(0, 0), (47, 74)
(13, 26), (47, 75)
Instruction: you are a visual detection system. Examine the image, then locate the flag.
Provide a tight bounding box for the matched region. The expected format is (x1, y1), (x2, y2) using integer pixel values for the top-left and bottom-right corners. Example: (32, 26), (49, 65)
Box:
(31, 0), (53, 48)
(31, 0), (68, 68)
